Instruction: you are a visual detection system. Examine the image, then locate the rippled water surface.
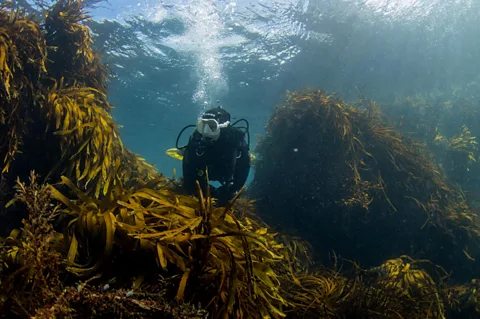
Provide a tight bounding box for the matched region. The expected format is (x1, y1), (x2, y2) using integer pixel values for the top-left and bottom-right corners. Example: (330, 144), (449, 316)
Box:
(81, 0), (480, 177)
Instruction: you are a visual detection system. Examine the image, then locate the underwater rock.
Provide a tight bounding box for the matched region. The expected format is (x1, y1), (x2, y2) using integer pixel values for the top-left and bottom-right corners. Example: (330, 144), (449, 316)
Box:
(251, 89), (480, 283)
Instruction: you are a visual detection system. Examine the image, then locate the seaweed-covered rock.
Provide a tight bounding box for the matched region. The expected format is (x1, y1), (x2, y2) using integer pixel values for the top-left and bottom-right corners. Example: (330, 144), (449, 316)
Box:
(251, 89), (480, 282)
(0, 1), (162, 235)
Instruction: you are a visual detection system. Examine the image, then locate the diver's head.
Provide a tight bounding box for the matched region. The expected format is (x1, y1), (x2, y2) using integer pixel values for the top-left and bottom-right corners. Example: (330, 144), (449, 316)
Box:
(196, 107), (231, 141)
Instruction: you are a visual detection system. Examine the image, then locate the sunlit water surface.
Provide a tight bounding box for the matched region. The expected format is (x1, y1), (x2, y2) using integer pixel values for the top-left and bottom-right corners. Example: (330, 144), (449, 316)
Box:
(79, 0), (480, 179)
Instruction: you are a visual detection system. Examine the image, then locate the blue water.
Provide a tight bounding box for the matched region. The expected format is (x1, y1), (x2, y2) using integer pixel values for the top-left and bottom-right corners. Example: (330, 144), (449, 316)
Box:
(83, 0), (480, 181)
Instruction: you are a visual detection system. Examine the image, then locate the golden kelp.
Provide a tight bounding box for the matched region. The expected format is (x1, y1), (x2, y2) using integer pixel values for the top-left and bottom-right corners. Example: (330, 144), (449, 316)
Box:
(0, 0), (163, 204)
(278, 253), (449, 318)
(435, 125), (478, 157)
(0, 172), (208, 318)
(50, 174), (288, 318)
(6, 169), (473, 319)
(366, 256), (445, 318)
(44, 83), (122, 198)
(445, 279), (480, 318)
(2, 171), (455, 319)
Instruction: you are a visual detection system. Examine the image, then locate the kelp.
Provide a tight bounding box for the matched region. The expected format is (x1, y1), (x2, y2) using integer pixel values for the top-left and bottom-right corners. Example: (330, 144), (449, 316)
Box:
(436, 125), (478, 156)
(363, 256), (446, 318)
(1, 1), (480, 318)
(279, 252), (449, 318)
(48, 174), (289, 318)
(44, 0), (109, 96)
(251, 89), (480, 282)
(0, 6), (47, 175)
(42, 80), (162, 195)
(384, 93), (480, 198)
(44, 83), (120, 196)
(0, 172), (209, 318)
(445, 279), (480, 318)
(39, 0), (163, 191)
(0, 170), (293, 318)
(1, 172), (458, 319)
(0, 0), (165, 238)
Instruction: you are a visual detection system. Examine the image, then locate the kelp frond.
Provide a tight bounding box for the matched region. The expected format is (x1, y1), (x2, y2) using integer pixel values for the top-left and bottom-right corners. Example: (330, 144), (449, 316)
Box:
(369, 256), (445, 317)
(445, 279), (480, 316)
(42, 80), (164, 196)
(279, 254), (448, 318)
(447, 125), (477, 161)
(44, 82), (120, 197)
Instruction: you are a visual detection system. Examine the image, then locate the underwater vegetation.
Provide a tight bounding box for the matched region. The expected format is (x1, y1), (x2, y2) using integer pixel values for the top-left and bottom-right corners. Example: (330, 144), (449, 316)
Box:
(382, 92), (480, 207)
(0, 1), (294, 317)
(1, 171), (464, 319)
(2, 1), (480, 318)
(0, 0), (159, 233)
(251, 89), (480, 284)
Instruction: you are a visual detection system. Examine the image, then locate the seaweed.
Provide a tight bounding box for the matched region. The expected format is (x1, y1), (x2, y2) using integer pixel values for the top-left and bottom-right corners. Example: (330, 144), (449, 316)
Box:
(0, 172), (211, 318)
(279, 253), (449, 318)
(383, 93), (480, 199)
(0, 5), (47, 175)
(48, 174), (290, 318)
(44, 0), (109, 95)
(0, 172), (63, 317)
(0, 0), (165, 236)
(2, 1), (480, 318)
(0, 172), (455, 318)
(444, 279), (480, 318)
(251, 89), (480, 282)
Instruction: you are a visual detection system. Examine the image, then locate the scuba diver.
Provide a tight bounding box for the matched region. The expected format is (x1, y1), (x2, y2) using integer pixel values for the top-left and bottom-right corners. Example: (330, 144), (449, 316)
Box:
(170, 107), (251, 205)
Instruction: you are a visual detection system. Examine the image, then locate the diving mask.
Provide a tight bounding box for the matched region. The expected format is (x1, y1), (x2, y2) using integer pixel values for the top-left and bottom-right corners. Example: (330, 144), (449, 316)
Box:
(196, 118), (230, 140)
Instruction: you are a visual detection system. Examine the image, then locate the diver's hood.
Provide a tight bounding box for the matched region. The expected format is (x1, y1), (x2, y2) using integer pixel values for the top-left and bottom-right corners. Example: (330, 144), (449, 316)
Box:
(196, 118), (229, 141)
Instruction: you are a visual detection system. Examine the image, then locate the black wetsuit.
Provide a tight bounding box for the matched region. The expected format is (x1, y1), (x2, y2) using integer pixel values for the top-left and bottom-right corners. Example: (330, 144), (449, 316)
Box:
(182, 126), (250, 204)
